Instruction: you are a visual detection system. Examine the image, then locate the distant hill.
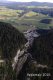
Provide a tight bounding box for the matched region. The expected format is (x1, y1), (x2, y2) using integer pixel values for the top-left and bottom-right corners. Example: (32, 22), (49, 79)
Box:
(0, 1), (53, 9)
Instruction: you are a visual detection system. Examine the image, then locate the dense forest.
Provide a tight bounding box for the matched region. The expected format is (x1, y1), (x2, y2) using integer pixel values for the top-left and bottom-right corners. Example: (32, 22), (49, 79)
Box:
(0, 22), (27, 80)
(0, 22), (27, 60)
(0, 1), (53, 80)
(27, 29), (53, 80)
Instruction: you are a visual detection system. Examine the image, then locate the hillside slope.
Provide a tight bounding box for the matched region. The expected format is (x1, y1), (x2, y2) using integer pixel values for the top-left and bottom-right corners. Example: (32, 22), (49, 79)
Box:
(16, 29), (53, 80)
(0, 22), (27, 60)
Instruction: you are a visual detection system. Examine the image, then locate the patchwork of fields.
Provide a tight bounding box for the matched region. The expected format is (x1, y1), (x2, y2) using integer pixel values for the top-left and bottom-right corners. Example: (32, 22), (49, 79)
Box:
(0, 6), (53, 32)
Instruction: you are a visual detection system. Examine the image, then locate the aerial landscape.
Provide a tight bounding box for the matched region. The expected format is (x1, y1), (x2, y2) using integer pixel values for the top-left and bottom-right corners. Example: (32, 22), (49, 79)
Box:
(0, 0), (53, 80)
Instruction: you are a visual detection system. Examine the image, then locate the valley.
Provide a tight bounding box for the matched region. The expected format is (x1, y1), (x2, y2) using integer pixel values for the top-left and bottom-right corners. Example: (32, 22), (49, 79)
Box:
(0, 5), (53, 32)
(0, 1), (53, 80)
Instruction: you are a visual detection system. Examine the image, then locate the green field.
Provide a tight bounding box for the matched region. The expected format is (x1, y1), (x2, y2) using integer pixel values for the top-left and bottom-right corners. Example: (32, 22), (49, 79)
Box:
(0, 6), (53, 32)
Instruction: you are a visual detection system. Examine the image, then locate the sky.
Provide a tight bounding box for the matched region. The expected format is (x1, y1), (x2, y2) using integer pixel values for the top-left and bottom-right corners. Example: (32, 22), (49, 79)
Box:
(7, 0), (53, 3)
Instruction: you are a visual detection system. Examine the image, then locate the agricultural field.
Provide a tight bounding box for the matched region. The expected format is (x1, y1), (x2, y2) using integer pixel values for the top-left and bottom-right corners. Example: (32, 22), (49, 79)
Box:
(0, 6), (53, 32)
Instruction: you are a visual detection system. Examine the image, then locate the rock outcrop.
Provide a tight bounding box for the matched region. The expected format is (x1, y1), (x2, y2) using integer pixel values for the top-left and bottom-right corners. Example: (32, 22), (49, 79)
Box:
(0, 22), (27, 80)
(0, 22), (53, 80)
(17, 28), (53, 80)
(0, 22), (27, 60)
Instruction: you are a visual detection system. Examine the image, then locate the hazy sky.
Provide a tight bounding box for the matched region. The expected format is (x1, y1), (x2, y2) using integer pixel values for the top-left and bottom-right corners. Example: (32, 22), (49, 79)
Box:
(7, 0), (53, 3)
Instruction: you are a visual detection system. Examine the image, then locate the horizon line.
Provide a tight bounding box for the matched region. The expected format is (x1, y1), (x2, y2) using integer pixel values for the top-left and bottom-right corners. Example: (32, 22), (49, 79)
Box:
(0, 0), (53, 3)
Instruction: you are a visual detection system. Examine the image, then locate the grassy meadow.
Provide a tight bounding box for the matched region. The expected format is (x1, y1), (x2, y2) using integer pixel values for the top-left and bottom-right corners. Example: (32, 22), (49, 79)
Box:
(0, 6), (53, 32)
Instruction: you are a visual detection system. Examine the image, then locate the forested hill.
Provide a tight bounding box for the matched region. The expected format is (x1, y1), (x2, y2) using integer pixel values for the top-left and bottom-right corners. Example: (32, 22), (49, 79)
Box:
(28, 29), (53, 66)
(0, 1), (53, 8)
(0, 22), (27, 60)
